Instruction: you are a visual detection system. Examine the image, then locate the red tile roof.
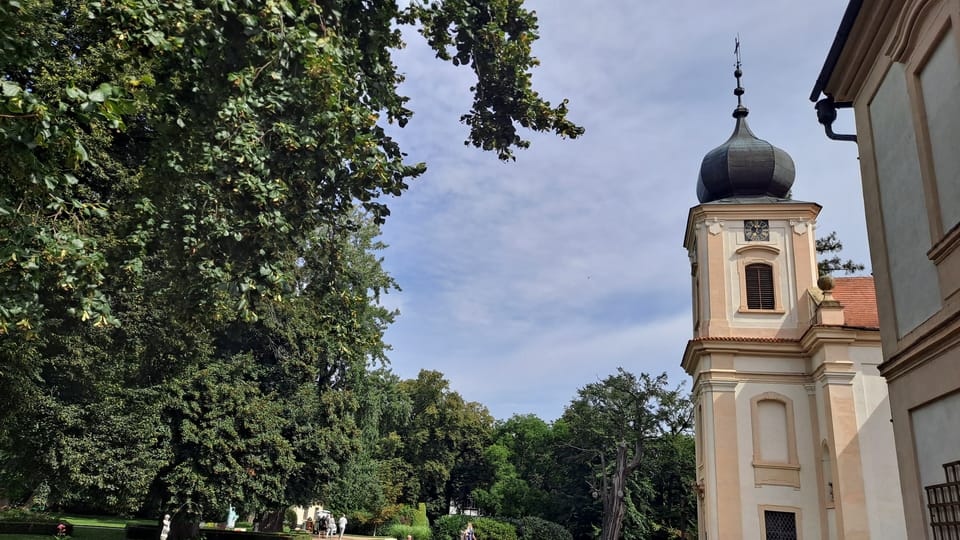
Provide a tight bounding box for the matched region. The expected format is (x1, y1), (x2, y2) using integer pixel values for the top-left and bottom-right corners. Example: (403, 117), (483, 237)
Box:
(831, 276), (880, 329)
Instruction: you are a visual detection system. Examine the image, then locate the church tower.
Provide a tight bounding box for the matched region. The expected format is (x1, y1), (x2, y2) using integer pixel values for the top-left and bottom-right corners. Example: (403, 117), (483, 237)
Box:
(681, 55), (906, 540)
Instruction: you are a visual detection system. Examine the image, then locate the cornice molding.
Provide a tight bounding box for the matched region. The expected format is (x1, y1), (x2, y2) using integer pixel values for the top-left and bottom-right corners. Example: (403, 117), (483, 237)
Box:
(696, 378), (739, 393)
(886, 0), (940, 62)
(821, 0), (902, 102)
(880, 311), (960, 380)
(815, 365), (857, 386)
(683, 202), (822, 249)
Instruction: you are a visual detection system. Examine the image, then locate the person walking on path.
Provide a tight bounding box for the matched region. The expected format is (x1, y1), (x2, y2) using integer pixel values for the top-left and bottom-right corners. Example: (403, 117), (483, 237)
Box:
(338, 514), (347, 539)
(461, 522), (476, 540)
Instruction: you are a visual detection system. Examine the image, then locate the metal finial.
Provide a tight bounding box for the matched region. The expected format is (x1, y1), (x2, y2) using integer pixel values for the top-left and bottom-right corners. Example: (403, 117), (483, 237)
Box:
(733, 35), (748, 118)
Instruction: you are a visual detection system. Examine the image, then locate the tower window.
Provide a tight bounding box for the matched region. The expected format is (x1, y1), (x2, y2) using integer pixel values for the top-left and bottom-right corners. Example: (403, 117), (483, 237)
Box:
(745, 263), (775, 309)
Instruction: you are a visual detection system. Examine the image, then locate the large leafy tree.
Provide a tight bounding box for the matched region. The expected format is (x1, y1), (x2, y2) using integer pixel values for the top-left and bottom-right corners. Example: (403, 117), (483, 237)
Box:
(390, 370), (494, 520)
(0, 210), (404, 538)
(1, 0), (580, 534)
(560, 370), (693, 540)
(0, 0), (583, 335)
(471, 414), (554, 518)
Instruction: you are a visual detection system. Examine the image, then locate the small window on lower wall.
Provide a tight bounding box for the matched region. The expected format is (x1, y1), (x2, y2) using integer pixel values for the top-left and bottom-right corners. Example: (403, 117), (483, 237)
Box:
(762, 509), (798, 540)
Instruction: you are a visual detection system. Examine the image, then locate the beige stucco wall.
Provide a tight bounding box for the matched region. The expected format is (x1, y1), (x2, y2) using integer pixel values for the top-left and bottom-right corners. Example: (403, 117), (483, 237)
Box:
(735, 380), (820, 539)
(818, 3), (960, 535)
(919, 26), (960, 230)
(911, 390), (960, 536)
(684, 200), (906, 539)
(869, 63), (942, 337)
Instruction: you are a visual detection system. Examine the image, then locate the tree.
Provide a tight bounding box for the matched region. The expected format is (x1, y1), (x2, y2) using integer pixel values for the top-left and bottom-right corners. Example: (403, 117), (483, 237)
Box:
(391, 370), (494, 520)
(0, 0), (583, 335)
(471, 414), (554, 518)
(2, 1), (581, 534)
(560, 370), (692, 540)
(817, 231), (866, 276)
(0, 210), (403, 539)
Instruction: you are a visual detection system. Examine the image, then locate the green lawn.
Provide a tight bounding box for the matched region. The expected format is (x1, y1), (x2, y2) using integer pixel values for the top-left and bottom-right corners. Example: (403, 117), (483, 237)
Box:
(54, 515), (155, 528)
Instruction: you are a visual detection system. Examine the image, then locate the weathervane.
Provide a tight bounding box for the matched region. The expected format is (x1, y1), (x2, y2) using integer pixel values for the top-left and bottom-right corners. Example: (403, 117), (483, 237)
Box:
(733, 35), (748, 117)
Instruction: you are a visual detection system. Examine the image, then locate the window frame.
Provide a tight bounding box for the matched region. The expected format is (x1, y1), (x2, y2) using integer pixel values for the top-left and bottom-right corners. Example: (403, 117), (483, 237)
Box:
(735, 245), (784, 314)
(758, 505), (802, 540)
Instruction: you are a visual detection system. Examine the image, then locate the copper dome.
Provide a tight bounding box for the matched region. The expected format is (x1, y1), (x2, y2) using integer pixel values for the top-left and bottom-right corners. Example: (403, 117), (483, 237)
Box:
(696, 105), (796, 204)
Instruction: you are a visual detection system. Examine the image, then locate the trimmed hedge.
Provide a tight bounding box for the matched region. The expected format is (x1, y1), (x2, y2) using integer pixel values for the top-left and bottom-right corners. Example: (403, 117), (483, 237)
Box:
(413, 503), (429, 528)
(516, 516), (572, 540)
(473, 517), (517, 540)
(0, 520), (74, 535)
(385, 523), (432, 540)
(202, 529), (298, 540)
(432, 515), (469, 540)
(126, 524), (297, 540)
(125, 524), (160, 539)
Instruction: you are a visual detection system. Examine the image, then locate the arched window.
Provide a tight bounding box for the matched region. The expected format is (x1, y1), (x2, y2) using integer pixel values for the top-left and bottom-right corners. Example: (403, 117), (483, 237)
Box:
(750, 392), (800, 487)
(745, 263), (775, 309)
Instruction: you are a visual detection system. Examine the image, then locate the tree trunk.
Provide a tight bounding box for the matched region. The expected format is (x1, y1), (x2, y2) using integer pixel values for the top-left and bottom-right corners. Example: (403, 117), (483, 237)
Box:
(601, 442), (630, 540)
(258, 510), (286, 532)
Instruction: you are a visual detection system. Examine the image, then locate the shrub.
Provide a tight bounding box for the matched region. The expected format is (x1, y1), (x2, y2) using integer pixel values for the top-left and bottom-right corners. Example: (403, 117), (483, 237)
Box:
(0, 511), (73, 536)
(386, 523), (432, 540)
(393, 504), (417, 526)
(347, 509), (375, 535)
(124, 524), (160, 540)
(517, 516), (572, 540)
(473, 517), (517, 540)
(0, 508), (58, 522)
(0, 520), (73, 535)
(284, 507), (298, 529)
(413, 503), (429, 528)
(432, 515), (469, 540)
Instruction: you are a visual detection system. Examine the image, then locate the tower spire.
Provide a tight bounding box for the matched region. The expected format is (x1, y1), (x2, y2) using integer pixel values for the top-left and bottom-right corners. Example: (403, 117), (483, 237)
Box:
(733, 35), (748, 118)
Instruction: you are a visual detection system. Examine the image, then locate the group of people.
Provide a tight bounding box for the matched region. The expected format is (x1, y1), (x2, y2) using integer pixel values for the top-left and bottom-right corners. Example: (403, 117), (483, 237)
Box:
(306, 513), (347, 538)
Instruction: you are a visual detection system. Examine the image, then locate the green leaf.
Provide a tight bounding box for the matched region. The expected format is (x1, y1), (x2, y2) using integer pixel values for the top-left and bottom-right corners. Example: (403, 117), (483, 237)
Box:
(1, 80), (20, 97)
(88, 83), (113, 102)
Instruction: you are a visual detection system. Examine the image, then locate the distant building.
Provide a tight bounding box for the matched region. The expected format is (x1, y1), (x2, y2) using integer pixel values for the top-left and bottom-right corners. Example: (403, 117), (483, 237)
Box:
(682, 64), (905, 539)
(811, 1), (960, 537)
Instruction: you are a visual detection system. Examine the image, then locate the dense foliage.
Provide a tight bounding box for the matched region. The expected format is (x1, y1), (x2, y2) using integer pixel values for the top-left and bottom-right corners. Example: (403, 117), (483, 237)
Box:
(0, 5), (701, 539)
(1, 0), (581, 538)
(560, 370), (694, 540)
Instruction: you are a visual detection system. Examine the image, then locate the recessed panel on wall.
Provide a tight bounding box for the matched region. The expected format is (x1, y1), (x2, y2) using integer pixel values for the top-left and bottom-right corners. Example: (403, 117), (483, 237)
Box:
(919, 27), (960, 233)
(869, 64), (942, 337)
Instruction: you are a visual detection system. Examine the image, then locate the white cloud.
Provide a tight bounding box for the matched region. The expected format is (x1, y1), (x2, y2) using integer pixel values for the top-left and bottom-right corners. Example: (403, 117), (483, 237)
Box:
(378, 0), (867, 421)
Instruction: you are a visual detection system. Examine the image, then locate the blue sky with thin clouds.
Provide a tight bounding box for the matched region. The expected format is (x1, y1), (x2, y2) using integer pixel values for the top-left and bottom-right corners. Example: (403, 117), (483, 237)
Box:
(376, 0), (867, 421)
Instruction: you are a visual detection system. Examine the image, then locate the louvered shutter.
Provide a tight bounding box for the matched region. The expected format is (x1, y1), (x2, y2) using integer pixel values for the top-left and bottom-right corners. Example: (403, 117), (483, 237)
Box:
(745, 263), (775, 309)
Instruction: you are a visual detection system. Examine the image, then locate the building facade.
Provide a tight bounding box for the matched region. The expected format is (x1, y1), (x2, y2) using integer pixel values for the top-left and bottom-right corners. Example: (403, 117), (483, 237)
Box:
(683, 70), (906, 539)
(811, 1), (960, 537)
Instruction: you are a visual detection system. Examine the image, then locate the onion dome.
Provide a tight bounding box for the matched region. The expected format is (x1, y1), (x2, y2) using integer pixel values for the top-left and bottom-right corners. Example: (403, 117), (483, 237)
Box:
(696, 60), (796, 203)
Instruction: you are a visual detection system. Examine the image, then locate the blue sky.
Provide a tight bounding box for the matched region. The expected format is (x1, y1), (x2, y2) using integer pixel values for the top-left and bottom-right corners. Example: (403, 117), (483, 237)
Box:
(376, 0), (867, 421)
